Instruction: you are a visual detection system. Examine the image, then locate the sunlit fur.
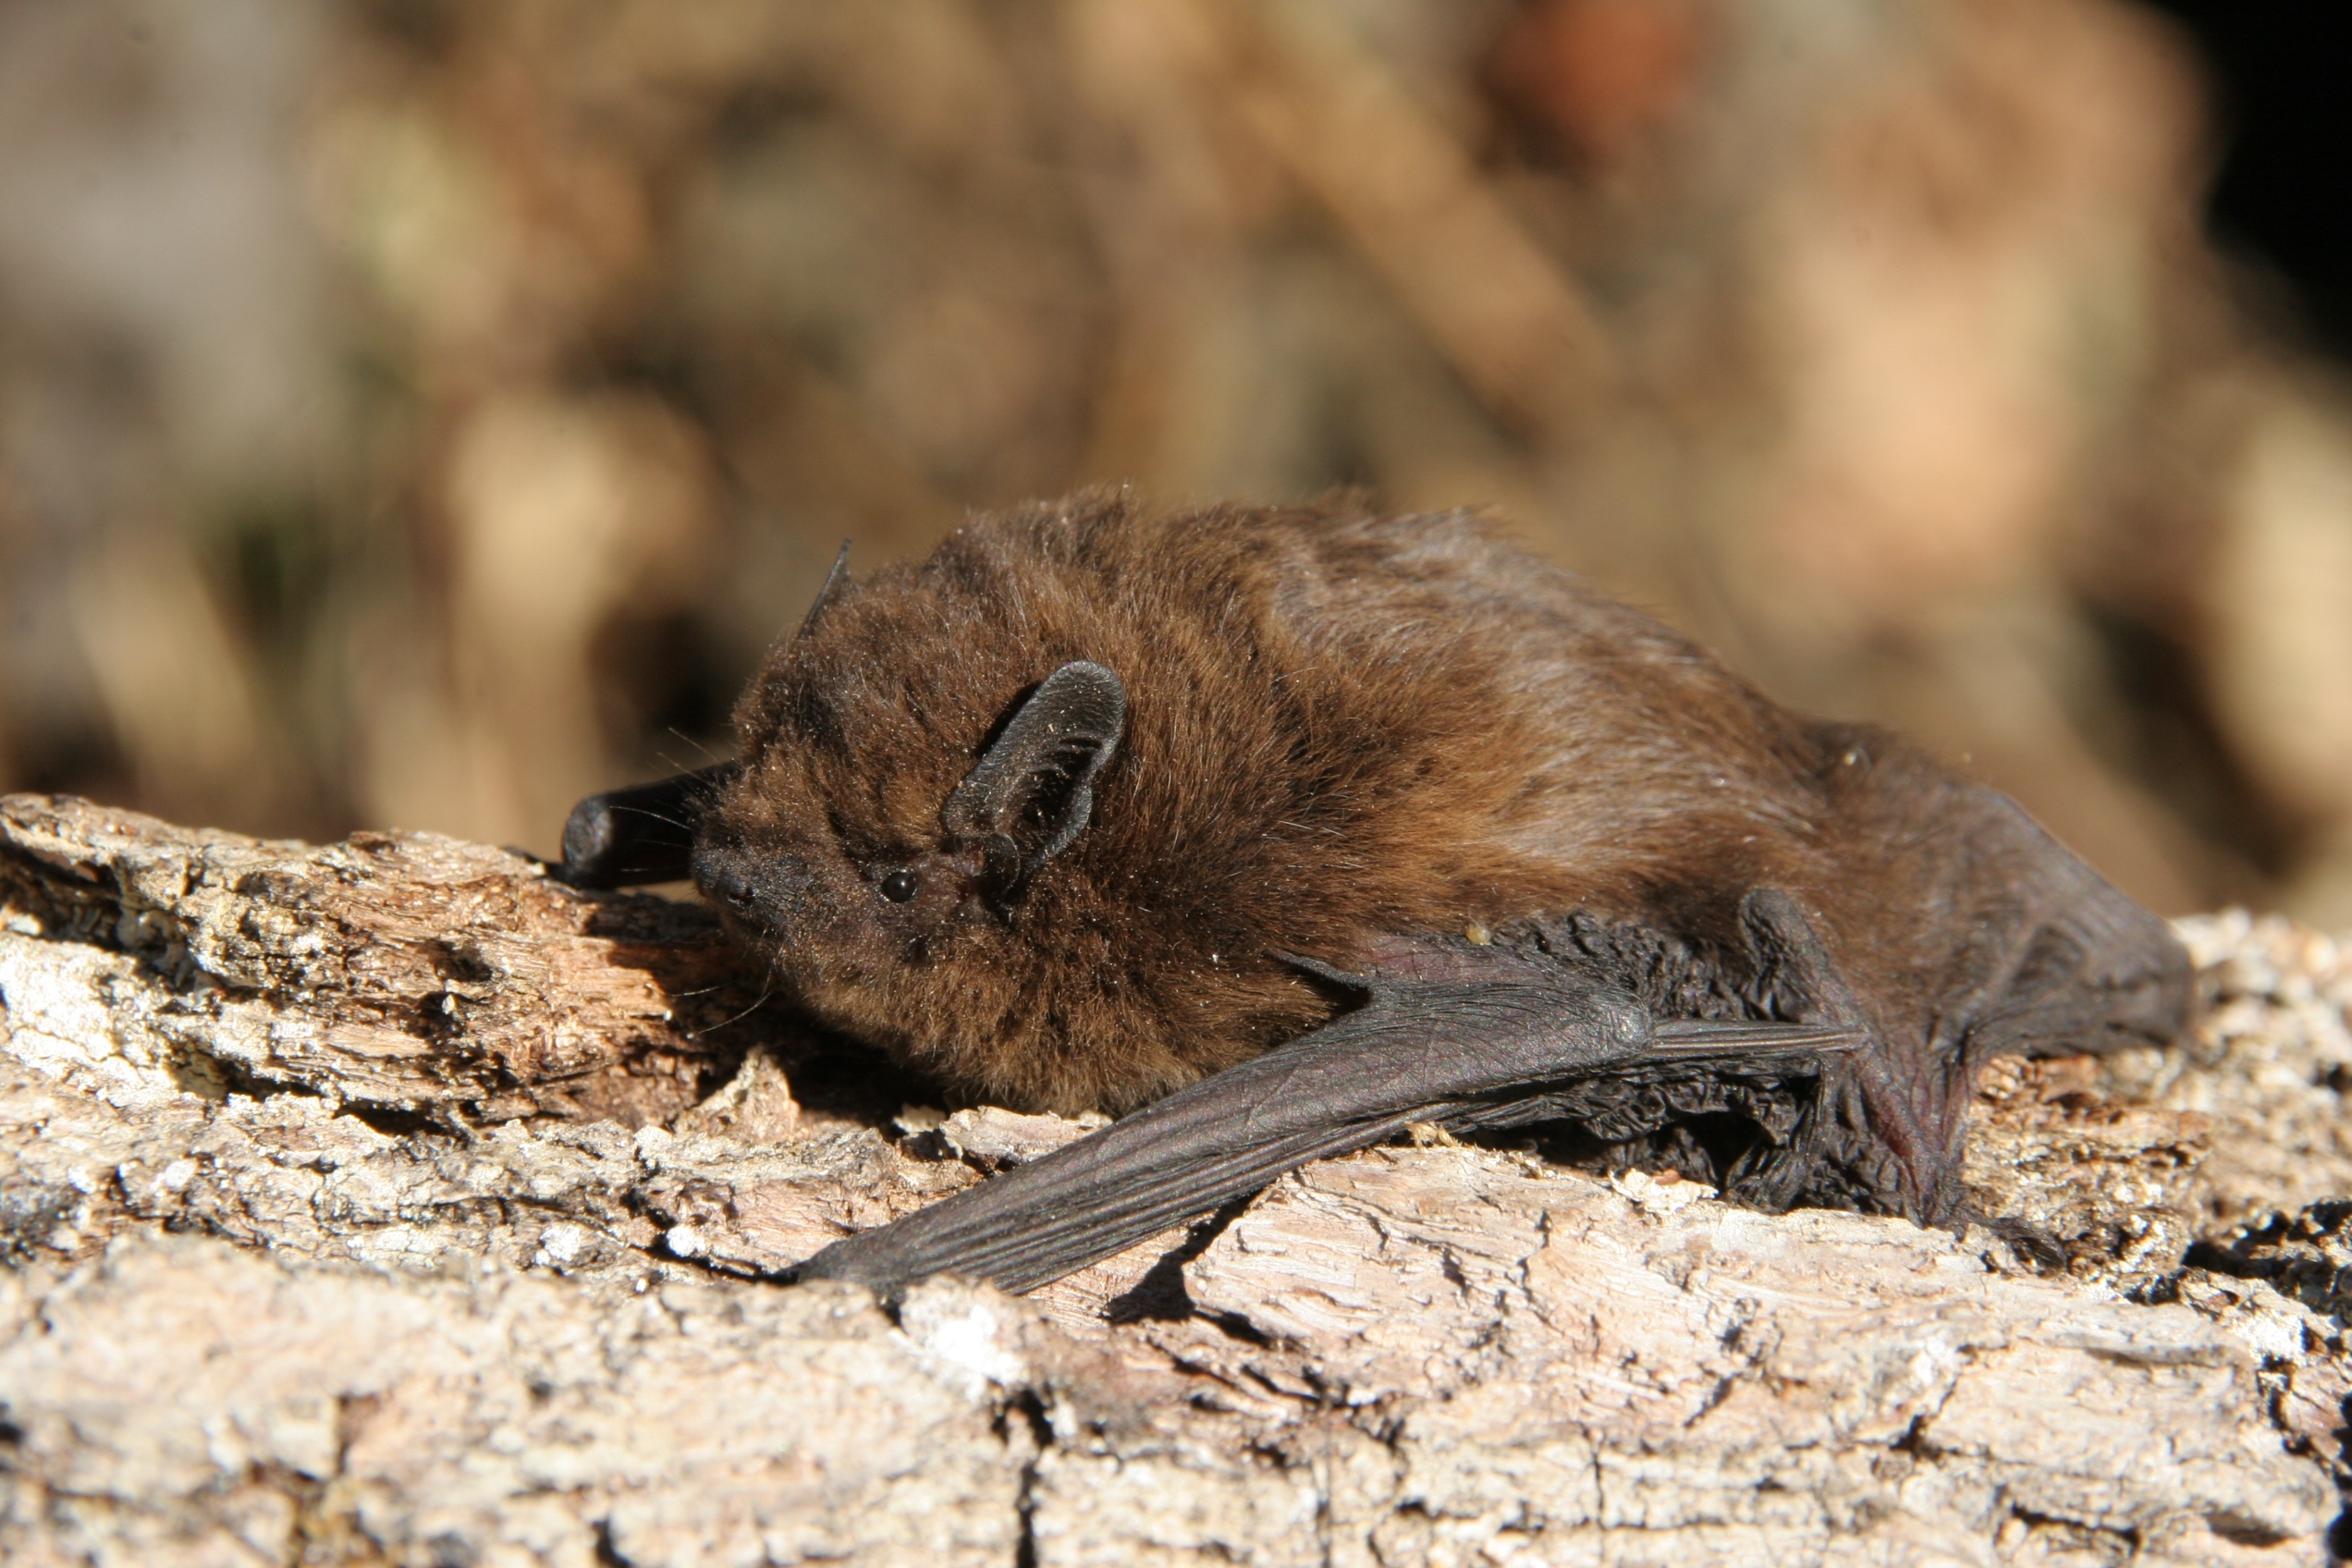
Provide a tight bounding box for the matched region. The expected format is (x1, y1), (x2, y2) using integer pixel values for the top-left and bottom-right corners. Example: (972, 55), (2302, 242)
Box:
(697, 493), (2179, 1212)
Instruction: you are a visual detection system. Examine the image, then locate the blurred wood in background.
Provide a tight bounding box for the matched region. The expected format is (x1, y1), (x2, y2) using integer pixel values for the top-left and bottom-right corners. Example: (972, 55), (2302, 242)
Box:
(2, 0), (2350, 925)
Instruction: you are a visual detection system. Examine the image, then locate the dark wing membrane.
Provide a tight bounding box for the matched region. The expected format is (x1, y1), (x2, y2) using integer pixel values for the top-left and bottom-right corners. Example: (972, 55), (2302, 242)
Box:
(789, 964), (1865, 1297)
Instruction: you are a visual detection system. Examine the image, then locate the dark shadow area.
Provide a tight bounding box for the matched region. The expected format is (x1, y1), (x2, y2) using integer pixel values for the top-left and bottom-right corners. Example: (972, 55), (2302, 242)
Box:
(1104, 1196), (1258, 1325)
(2145, 4), (2352, 361)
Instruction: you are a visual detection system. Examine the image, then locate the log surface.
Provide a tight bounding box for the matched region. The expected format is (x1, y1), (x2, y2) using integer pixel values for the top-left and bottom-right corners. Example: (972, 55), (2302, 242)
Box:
(4, 793), (2351, 1566)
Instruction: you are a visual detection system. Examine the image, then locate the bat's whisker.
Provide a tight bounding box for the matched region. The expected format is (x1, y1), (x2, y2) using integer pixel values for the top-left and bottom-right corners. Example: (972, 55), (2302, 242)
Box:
(690, 974), (776, 1039)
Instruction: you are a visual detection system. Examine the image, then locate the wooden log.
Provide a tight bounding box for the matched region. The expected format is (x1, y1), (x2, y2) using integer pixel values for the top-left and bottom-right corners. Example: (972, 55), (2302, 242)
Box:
(3, 793), (2347, 1565)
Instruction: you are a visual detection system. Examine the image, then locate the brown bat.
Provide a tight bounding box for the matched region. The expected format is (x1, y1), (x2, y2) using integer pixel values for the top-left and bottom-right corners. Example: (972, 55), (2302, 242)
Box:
(558, 494), (2188, 1296)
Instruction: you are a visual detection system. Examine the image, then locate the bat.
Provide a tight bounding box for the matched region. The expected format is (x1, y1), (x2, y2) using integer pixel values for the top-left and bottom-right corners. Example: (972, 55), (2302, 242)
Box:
(557, 495), (2189, 1297)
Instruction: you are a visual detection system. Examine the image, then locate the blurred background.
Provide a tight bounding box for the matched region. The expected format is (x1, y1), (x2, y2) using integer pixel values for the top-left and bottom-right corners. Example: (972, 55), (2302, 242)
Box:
(3, 0), (2349, 925)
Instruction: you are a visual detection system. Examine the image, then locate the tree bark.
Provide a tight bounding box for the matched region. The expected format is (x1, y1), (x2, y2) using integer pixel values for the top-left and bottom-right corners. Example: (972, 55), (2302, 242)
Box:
(3, 792), (2349, 1566)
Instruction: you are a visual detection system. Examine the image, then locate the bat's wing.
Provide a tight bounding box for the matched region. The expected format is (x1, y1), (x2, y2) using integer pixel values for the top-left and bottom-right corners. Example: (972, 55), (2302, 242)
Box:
(787, 944), (1866, 1298)
(555, 763), (739, 888)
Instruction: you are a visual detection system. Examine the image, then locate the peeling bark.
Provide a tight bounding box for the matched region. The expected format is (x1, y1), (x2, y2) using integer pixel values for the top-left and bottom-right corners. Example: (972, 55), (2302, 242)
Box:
(4, 794), (2350, 1566)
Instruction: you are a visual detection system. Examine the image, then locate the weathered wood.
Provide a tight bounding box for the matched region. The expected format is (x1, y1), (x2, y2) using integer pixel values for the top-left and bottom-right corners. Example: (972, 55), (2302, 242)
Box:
(4, 794), (2349, 1565)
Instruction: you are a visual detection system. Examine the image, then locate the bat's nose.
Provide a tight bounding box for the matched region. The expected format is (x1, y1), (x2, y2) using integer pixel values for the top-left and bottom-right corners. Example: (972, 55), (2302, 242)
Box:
(691, 839), (803, 931)
(696, 848), (755, 911)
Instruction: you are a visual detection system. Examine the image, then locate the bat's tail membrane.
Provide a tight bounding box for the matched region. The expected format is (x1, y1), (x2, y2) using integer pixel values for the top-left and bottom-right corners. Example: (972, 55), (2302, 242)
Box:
(786, 966), (1867, 1298)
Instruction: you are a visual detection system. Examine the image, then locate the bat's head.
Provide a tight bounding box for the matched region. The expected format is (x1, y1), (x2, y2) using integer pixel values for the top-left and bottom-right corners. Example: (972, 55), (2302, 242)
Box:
(688, 525), (1332, 1114)
(693, 653), (1123, 993)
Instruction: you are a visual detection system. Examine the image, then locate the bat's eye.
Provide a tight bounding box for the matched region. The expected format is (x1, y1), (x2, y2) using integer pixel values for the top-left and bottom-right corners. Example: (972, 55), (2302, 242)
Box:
(878, 868), (919, 903)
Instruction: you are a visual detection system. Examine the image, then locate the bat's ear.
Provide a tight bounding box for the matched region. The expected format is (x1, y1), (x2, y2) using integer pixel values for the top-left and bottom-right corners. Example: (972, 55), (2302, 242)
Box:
(795, 541), (851, 641)
(942, 660), (1126, 895)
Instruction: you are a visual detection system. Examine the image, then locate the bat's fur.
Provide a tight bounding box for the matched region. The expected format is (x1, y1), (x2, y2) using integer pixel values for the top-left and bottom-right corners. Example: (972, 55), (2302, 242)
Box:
(697, 491), (2187, 1220)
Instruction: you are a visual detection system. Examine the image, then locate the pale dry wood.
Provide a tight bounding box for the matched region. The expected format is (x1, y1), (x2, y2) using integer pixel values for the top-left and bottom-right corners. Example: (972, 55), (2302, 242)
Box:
(0, 793), (772, 1124)
(3, 793), (2349, 1566)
